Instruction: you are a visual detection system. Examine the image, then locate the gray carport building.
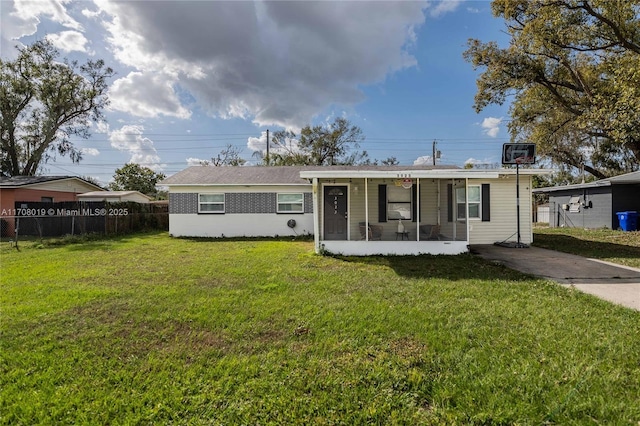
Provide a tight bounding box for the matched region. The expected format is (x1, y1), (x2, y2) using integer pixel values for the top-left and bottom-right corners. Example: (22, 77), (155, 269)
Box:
(533, 171), (640, 230)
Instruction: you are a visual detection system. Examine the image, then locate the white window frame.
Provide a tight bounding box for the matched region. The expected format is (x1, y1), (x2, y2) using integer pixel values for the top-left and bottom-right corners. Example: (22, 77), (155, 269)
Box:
(198, 193), (225, 214)
(277, 193), (304, 213)
(456, 185), (481, 220)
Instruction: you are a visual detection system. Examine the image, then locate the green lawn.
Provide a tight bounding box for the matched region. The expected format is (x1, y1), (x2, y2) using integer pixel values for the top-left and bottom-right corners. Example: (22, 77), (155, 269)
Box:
(1, 232), (639, 425)
(534, 226), (640, 268)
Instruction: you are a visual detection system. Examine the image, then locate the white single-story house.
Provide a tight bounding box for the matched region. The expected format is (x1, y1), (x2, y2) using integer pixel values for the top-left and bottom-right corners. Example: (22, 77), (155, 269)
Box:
(161, 166), (315, 238)
(77, 190), (152, 203)
(161, 165), (549, 256)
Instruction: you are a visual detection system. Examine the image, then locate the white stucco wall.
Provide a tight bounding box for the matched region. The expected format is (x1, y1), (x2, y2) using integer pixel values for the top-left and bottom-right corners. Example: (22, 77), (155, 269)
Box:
(169, 213), (314, 238)
(167, 183), (313, 238)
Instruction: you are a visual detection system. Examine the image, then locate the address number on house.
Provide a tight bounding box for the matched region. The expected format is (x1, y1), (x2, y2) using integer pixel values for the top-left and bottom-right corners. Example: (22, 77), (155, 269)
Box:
(1, 208), (129, 217)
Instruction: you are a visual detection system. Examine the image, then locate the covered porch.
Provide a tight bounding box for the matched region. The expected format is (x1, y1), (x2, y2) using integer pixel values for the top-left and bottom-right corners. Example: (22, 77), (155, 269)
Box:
(300, 168), (492, 256)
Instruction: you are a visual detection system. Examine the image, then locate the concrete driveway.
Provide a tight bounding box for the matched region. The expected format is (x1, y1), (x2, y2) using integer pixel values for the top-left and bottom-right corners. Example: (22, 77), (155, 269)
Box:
(471, 244), (640, 311)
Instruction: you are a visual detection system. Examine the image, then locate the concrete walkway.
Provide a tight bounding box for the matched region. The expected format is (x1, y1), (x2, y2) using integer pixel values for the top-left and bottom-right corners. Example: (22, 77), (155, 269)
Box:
(471, 244), (640, 311)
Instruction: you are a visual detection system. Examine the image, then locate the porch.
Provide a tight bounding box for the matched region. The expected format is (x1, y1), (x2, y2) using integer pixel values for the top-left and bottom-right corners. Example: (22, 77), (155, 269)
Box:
(303, 170), (476, 256)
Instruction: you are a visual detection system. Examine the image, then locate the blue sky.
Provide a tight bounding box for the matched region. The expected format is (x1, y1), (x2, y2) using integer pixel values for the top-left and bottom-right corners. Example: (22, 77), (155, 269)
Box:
(1, 0), (512, 185)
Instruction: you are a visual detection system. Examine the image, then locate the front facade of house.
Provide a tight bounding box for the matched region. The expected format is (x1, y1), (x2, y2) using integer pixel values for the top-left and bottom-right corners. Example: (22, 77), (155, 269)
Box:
(301, 167), (540, 255)
(533, 171), (640, 229)
(163, 165), (546, 256)
(0, 176), (104, 237)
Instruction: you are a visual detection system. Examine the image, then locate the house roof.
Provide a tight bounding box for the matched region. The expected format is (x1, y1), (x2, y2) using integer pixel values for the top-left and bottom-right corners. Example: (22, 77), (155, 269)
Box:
(299, 165), (549, 179)
(161, 165), (550, 186)
(77, 191), (153, 200)
(160, 166), (313, 186)
(0, 175), (104, 191)
(533, 170), (640, 193)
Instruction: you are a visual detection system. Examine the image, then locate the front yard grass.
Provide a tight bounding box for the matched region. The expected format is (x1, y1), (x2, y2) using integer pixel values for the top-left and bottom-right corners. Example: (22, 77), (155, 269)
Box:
(1, 232), (639, 424)
(534, 226), (640, 268)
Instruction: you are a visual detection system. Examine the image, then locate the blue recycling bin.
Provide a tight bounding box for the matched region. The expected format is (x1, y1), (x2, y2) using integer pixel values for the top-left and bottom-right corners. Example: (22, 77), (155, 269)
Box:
(616, 211), (638, 231)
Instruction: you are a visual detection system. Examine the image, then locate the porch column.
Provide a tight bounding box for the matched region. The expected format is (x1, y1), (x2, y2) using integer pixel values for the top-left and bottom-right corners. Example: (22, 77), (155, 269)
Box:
(451, 178), (456, 241)
(312, 177), (320, 251)
(416, 178), (420, 241)
(465, 178), (470, 243)
(437, 180), (441, 226)
(364, 178), (369, 241)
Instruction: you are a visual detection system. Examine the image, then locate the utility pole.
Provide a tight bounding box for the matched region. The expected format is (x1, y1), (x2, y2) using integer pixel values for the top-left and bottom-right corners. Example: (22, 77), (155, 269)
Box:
(432, 140), (440, 166)
(266, 129), (270, 166)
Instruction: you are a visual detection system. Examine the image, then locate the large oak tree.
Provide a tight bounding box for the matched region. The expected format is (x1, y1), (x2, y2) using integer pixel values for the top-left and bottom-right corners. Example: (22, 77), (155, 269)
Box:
(265, 117), (369, 166)
(464, 0), (640, 178)
(0, 40), (114, 176)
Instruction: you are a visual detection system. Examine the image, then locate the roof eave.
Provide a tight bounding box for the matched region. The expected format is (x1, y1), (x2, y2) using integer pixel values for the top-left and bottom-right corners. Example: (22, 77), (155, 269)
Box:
(300, 168), (553, 179)
(161, 182), (311, 187)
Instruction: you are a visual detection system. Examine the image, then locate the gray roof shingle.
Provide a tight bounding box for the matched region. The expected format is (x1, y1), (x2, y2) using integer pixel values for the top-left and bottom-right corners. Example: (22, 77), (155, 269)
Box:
(160, 165), (457, 186)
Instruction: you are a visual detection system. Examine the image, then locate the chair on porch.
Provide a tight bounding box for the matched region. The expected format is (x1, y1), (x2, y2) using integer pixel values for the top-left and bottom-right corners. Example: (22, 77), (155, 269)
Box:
(419, 224), (441, 240)
(359, 222), (383, 240)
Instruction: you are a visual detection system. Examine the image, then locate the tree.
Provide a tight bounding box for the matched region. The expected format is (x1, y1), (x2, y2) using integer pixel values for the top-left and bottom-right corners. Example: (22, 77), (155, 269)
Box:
(265, 117), (368, 166)
(464, 0), (640, 178)
(200, 144), (246, 166)
(381, 156), (399, 166)
(0, 40), (114, 176)
(110, 163), (166, 197)
(80, 175), (103, 188)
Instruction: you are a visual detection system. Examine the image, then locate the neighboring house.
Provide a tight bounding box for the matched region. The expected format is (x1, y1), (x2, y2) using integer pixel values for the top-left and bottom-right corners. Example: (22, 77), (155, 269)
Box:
(77, 190), (152, 203)
(162, 165), (549, 256)
(0, 176), (104, 237)
(533, 171), (640, 229)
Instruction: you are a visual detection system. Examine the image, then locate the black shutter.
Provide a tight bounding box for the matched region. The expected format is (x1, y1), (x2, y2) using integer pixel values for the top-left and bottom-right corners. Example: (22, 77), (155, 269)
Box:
(482, 183), (490, 222)
(378, 184), (387, 222)
(447, 184), (453, 222)
(411, 183), (418, 222)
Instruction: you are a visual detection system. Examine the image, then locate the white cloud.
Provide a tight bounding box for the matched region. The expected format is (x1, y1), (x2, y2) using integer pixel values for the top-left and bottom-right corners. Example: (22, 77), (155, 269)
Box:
(80, 147), (100, 156)
(81, 7), (100, 19)
(247, 132), (269, 153)
(481, 117), (503, 138)
(429, 0), (463, 17)
(46, 30), (89, 53)
(464, 157), (499, 168)
(93, 120), (110, 134)
(413, 155), (434, 166)
(13, 0), (83, 31)
(109, 72), (191, 119)
(94, 1), (428, 128)
(465, 157), (481, 165)
(109, 125), (162, 169)
(186, 157), (206, 166)
(1, 0), (85, 58)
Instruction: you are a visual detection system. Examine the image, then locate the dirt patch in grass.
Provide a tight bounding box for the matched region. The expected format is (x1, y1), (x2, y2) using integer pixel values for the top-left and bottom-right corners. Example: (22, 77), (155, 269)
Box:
(387, 337), (429, 366)
(57, 300), (232, 359)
